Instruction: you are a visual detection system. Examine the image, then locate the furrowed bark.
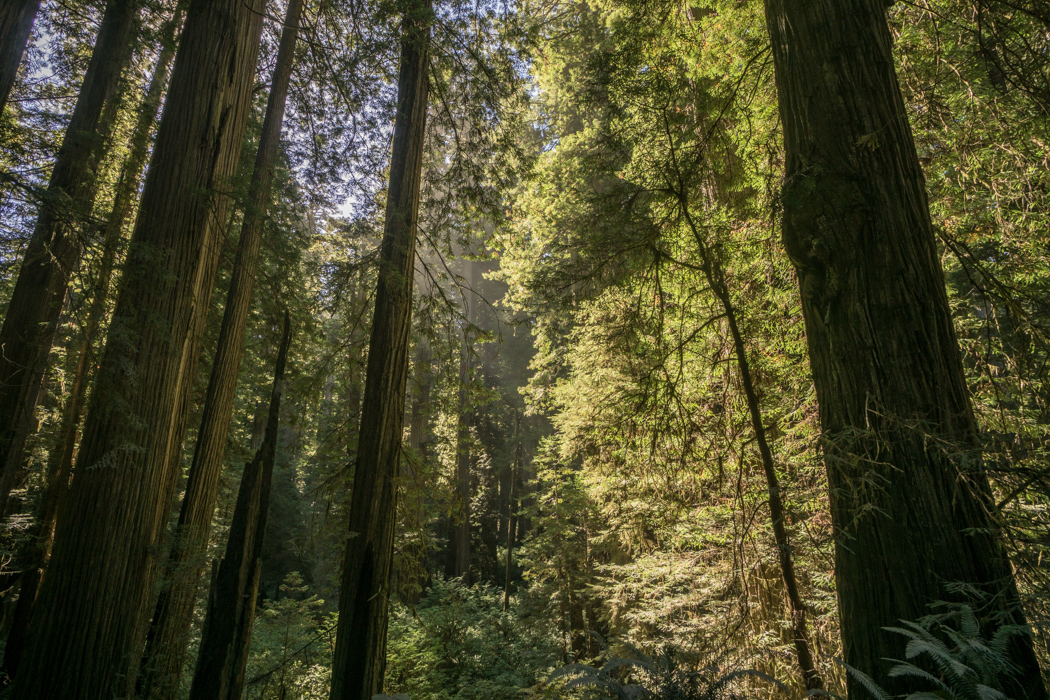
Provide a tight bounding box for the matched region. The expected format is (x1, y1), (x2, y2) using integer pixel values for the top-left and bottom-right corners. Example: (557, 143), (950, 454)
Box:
(328, 2), (431, 696)
(140, 3), (303, 697)
(0, 0), (138, 513)
(763, 0), (1044, 694)
(1, 19), (185, 669)
(9, 0), (267, 697)
(0, 0), (40, 116)
(188, 313), (291, 700)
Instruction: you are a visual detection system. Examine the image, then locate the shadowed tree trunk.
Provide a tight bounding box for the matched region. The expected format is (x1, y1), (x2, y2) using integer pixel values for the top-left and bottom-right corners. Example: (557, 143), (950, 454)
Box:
(328, 1), (431, 696)
(0, 0), (138, 513)
(0, 0), (40, 116)
(0, 16), (183, 674)
(763, 0), (1045, 695)
(139, 3), (303, 697)
(9, 0), (268, 697)
(188, 313), (291, 700)
(503, 441), (519, 612)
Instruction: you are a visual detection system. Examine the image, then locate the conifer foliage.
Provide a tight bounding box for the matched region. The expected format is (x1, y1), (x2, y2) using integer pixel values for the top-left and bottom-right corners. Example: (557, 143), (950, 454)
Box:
(0, 0), (1048, 699)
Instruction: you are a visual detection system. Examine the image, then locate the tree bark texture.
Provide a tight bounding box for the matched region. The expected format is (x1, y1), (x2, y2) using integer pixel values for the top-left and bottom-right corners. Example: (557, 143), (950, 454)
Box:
(0, 0), (40, 117)
(0, 0), (138, 513)
(2, 22), (185, 665)
(189, 313), (291, 700)
(10, 0), (267, 697)
(328, 2), (431, 697)
(763, 1), (1045, 694)
(140, 3), (302, 697)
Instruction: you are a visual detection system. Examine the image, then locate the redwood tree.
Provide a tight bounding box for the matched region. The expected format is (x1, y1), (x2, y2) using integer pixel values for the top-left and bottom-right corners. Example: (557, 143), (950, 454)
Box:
(139, 2), (304, 696)
(0, 0), (138, 512)
(0, 10), (184, 677)
(328, 0), (432, 696)
(10, 0), (268, 697)
(764, 0), (1045, 694)
(188, 313), (291, 700)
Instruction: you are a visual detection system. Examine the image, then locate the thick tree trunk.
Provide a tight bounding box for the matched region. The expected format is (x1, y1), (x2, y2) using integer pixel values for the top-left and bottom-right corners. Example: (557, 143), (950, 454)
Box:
(140, 3), (303, 697)
(2, 20), (185, 661)
(763, 1), (1045, 695)
(0, 0), (40, 116)
(189, 313), (291, 700)
(9, 1), (267, 698)
(328, 2), (431, 697)
(0, 0), (138, 513)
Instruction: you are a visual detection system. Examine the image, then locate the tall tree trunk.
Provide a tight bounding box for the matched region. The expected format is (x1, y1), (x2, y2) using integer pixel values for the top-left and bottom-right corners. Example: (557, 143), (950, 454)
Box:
(140, 3), (303, 696)
(453, 260), (476, 583)
(189, 313), (291, 700)
(503, 442), (519, 613)
(0, 0), (138, 513)
(763, 1), (1044, 694)
(10, 0), (267, 697)
(328, 1), (431, 696)
(1, 17), (182, 669)
(0, 0), (40, 117)
(453, 338), (471, 582)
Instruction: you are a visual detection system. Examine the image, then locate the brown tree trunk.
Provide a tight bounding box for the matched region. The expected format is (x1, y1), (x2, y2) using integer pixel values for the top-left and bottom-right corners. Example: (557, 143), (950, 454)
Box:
(0, 13), (182, 654)
(0, 0), (138, 513)
(189, 313), (291, 700)
(503, 442), (519, 613)
(328, 1), (431, 696)
(2, 20), (185, 661)
(453, 335), (472, 583)
(453, 260), (477, 583)
(764, 1), (1045, 695)
(9, 0), (267, 698)
(140, 2), (303, 696)
(0, 0), (40, 116)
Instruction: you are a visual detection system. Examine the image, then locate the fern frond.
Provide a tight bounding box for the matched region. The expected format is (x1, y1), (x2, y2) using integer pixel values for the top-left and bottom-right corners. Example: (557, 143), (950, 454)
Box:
(831, 657), (892, 700)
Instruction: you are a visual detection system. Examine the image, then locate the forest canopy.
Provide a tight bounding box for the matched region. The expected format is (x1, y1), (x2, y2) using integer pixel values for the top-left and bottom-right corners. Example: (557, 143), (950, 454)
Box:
(0, 0), (1048, 699)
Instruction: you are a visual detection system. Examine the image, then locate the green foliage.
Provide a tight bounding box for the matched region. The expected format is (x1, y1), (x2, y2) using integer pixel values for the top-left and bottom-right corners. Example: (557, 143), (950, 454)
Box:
(550, 646), (785, 700)
(384, 577), (562, 700)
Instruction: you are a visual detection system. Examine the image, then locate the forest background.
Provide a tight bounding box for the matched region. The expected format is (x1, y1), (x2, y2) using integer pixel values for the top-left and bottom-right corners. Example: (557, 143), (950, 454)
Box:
(0, 0), (1048, 699)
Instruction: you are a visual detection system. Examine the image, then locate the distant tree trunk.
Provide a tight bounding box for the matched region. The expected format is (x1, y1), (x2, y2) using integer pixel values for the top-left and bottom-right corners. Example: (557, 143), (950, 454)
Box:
(0, 0), (40, 116)
(140, 2), (303, 696)
(1, 22), (181, 666)
(328, 1), (431, 696)
(453, 260), (476, 583)
(503, 442), (519, 612)
(9, 0), (267, 698)
(0, 0), (138, 514)
(188, 313), (291, 700)
(764, 1), (1045, 695)
(453, 340), (471, 582)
